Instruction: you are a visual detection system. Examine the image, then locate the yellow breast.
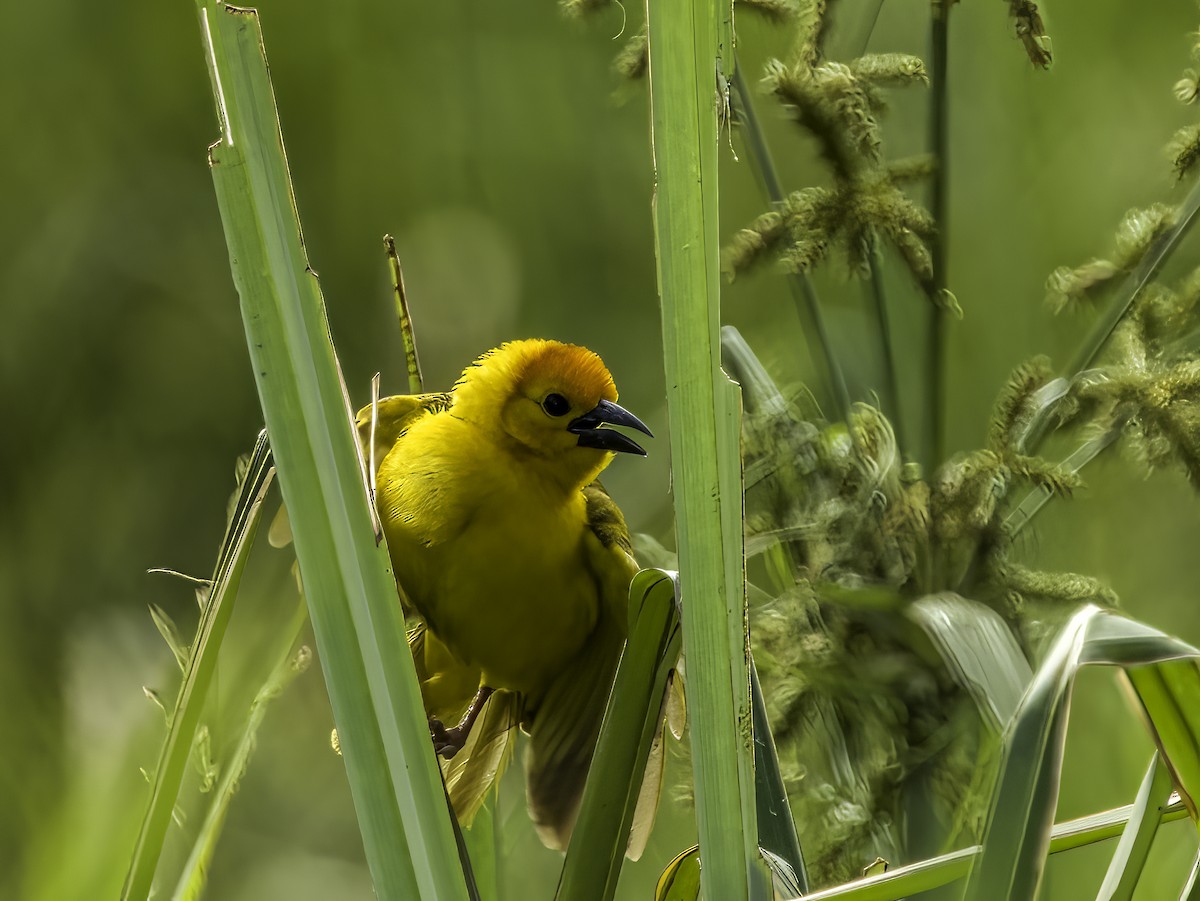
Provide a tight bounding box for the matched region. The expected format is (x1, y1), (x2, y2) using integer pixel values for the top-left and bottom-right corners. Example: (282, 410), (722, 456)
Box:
(377, 412), (600, 696)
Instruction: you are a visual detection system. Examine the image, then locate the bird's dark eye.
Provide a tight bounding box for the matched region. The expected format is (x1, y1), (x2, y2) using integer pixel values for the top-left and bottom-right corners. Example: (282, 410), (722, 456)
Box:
(542, 393), (570, 417)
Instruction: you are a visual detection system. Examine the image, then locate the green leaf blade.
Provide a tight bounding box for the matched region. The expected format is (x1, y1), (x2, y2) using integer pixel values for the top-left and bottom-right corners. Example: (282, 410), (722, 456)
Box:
(645, 2), (761, 899)
(185, 6), (468, 900)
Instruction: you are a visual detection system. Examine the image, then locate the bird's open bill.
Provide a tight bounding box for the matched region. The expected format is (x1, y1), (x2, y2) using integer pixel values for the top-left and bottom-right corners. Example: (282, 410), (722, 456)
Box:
(568, 398), (654, 456)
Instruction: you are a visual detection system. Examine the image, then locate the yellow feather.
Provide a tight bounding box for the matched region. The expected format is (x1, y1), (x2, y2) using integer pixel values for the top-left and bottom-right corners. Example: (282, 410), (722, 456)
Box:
(366, 340), (647, 847)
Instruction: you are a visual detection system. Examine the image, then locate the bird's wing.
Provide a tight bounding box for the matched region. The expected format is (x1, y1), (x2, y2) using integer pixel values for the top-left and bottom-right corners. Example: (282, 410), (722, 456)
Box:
(267, 393), (451, 549)
(355, 393), (452, 478)
(524, 481), (639, 851)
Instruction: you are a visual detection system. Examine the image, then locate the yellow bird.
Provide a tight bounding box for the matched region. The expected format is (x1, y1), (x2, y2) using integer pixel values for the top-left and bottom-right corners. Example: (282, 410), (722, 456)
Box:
(362, 339), (653, 849)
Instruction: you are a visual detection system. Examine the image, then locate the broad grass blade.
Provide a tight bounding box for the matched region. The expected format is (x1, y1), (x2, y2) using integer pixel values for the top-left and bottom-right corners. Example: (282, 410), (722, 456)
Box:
(186, 5), (468, 899)
(645, 1), (762, 896)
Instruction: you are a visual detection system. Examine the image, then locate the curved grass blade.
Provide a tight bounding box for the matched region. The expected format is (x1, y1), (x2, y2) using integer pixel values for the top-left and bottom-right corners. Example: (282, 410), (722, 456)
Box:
(187, 5), (467, 899)
(909, 592), (1033, 731)
(556, 569), (683, 901)
(1095, 754), (1175, 901)
(1011, 376), (1070, 456)
(657, 845), (702, 901)
(965, 606), (1200, 901)
(1183, 850), (1200, 899)
(170, 595), (310, 901)
(122, 432), (273, 901)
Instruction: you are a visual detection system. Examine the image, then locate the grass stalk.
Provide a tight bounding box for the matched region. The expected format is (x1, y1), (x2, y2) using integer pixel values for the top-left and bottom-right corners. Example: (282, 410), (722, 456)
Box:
(188, 5), (467, 898)
(121, 433), (273, 901)
(383, 234), (425, 394)
(1009, 183), (1200, 510)
(865, 235), (906, 449)
(927, 0), (951, 469)
(644, 0), (763, 897)
(729, 63), (851, 421)
(460, 802), (497, 901)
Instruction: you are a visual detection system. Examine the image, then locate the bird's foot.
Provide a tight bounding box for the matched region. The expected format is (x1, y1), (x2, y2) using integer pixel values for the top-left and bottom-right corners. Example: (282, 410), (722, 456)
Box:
(428, 716), (468, 760)
(428, 686), (495, 760)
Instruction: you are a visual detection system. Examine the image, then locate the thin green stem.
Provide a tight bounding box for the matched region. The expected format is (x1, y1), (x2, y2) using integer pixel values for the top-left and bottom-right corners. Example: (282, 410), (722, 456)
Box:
(927, 1), (951, 471)
(1004, 420), (1124, 538)
(866, 235), (907, 450)
(830, 0), (887, 59)
(1019, 177), (1200, 458)
(796, 798), (1189, 901)
(383, 234), (425, 394)
(1065, 178), (1200, 377)
(730, 62), (852, 422)
(170, 596), (310, 901)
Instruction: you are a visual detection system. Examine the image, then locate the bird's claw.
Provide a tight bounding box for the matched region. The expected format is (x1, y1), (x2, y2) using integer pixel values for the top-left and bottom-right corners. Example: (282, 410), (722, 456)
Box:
(428, 716), (467, 760)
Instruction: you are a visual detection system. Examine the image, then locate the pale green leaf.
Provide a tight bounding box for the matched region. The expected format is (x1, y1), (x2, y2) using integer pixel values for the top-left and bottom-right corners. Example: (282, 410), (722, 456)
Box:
(1095, 754), (1175, 901)
(123, 433), (273, 900)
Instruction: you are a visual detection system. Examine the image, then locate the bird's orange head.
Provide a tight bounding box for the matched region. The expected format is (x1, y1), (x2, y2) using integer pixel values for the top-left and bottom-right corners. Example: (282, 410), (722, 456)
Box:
(452, 339), (652, 486)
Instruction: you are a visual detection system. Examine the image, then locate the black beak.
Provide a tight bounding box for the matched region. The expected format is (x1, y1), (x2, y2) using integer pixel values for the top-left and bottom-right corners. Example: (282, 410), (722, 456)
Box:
(568, 398), (654, 456)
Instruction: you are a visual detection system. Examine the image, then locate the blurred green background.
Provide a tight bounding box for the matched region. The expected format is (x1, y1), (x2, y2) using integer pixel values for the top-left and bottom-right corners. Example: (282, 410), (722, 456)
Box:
(5, 1), (1200, 898)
